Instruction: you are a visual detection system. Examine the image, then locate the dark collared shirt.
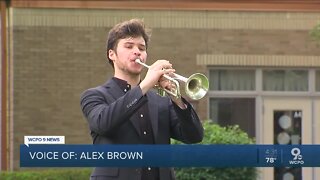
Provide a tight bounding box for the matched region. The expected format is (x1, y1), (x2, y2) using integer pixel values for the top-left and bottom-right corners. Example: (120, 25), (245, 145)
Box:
(112, 77), (160, 180)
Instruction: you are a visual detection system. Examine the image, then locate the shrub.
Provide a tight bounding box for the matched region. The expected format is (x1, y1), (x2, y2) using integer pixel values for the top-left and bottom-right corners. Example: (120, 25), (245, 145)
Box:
(310, 23), (320, 42)
(171, 121), (258, 180)
(0, 168), (91, 180)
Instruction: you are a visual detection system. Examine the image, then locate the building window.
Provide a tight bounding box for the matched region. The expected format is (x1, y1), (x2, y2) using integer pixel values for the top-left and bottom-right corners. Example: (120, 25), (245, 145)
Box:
(209, 98), (255, 138)
(263, 70), (308, 91)
(209, 69), (255, 91)
(316, 70), (320, 92)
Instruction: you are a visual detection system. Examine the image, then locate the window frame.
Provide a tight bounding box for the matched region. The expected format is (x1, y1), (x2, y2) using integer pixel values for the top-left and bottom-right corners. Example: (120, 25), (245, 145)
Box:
(207, 67), (320, 140)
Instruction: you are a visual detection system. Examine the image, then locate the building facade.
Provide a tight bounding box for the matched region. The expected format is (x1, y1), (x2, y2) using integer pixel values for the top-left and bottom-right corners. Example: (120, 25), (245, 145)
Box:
(1, 0), (320, 179)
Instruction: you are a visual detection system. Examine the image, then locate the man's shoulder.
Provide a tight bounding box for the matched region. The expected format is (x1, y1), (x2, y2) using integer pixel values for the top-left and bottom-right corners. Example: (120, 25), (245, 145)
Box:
(80, 80), (113, 98)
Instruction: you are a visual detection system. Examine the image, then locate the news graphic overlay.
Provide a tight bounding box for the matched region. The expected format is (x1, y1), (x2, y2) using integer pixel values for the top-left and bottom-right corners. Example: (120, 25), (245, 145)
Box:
(20, 144), (320, 167)
(264, 148), (279, 165)
(21, 145), (257, 167)
(290, 148), (304, 164)
(24, 136), (65, 147)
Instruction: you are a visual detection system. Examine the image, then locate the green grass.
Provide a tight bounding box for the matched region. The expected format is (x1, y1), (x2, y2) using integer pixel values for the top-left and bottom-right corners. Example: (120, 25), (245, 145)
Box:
(0, 168), (91, 180)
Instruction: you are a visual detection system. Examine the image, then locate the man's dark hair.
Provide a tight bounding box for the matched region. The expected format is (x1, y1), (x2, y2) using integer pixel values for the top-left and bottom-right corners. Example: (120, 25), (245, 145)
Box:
(106, 19), (151, 68)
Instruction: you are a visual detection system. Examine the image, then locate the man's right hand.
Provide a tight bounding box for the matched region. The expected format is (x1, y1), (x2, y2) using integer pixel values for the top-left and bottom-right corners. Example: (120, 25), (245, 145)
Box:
(139, 60), (175, 95)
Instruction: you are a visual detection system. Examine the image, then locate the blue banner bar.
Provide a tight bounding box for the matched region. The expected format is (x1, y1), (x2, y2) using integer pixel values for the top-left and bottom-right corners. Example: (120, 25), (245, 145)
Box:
(20, 145), (320, 167)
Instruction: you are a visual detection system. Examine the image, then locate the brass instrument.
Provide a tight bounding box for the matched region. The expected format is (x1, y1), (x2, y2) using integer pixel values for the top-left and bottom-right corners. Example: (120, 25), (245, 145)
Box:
(135, 59), (209, 100)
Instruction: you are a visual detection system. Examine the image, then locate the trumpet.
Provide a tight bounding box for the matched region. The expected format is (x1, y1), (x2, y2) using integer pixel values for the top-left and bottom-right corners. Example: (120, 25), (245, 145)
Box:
(135, 59), (209, 100)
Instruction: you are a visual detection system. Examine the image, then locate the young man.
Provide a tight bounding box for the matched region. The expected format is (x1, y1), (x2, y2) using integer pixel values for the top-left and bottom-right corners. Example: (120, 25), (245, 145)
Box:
(80, 19), (203, 180)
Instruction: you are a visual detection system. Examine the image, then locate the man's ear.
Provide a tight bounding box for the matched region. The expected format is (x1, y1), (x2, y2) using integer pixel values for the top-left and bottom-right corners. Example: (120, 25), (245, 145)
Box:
(108, 49), (116, 61)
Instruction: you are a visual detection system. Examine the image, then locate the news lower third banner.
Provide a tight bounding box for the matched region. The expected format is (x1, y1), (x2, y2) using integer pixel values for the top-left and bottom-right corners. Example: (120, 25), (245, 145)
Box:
(20, 144), (320, 167)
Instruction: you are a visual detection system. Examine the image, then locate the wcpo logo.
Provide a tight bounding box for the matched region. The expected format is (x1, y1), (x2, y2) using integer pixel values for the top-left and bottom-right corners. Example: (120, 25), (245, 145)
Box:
(289, 148), (304, 165)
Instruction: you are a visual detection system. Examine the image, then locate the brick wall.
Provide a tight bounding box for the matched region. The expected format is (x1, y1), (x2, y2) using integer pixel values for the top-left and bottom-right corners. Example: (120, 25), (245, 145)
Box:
(13, 26), (108, 168)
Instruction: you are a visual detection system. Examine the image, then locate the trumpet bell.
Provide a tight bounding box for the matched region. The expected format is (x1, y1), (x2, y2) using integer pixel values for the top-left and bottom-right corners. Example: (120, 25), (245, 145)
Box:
(185, 73), (209, 100)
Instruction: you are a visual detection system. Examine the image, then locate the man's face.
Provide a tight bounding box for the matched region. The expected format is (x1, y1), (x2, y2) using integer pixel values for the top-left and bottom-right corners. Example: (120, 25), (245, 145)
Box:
(109, 36), (147, 76)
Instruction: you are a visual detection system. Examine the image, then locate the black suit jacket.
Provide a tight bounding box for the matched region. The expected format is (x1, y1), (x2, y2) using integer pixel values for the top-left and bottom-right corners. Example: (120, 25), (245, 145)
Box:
(80, 78), (204, 180)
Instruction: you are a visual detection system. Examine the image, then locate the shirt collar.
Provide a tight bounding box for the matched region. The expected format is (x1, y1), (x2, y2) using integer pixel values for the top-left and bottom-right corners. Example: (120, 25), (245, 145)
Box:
(112, 77), (131, 93)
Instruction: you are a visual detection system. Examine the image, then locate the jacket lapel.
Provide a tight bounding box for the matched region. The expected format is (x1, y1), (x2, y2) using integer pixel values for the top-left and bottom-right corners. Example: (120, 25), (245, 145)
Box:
(102, 80), (124, 101)
(103, 79), (141, 136)
(147, 92), (158, 138)
(103, 79), (160, 139)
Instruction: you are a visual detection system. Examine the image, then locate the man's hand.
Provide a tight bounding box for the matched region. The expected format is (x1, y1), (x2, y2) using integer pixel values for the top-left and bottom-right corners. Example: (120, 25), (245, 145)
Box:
(139, 60), (175, 95)
(159, 77), (187, 109)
